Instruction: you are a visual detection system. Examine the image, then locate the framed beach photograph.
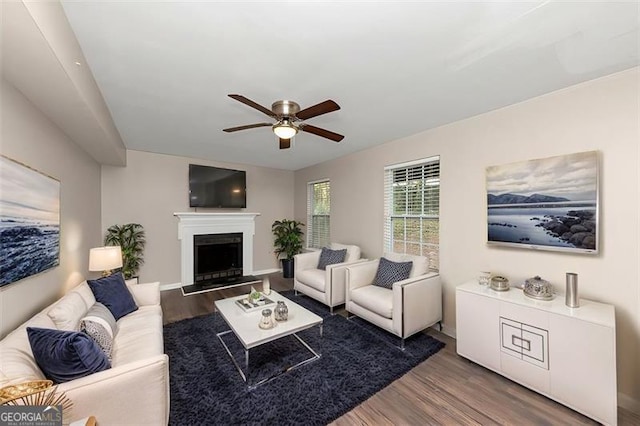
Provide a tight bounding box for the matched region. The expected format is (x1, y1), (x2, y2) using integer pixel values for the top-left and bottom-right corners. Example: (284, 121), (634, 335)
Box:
(0, 155), (60, 286)
(486, 151), (598, 254)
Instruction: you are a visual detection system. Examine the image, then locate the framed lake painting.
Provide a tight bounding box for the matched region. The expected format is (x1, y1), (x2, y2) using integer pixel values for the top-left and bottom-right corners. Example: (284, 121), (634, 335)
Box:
(486, 151), (598, 254)
(0, 155), (60, 286)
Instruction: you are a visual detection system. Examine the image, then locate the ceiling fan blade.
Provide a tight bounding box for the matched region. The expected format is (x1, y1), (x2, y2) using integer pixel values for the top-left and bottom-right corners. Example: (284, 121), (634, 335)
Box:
(296, 100), (340, 120)
(300, 124), (344, 142)
(223, 123), (272, 132)
(279, 138), (291, 149)
(228, 94), (276, 118)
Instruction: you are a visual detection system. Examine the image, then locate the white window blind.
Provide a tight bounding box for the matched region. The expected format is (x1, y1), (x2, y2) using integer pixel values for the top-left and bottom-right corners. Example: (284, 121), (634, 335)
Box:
(384, 156), (440, 271)
(307, 180), (331, 249)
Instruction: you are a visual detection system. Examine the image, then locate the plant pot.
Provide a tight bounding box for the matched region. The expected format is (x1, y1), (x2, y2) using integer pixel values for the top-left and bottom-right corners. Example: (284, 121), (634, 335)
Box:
(281, 258), (294, 278)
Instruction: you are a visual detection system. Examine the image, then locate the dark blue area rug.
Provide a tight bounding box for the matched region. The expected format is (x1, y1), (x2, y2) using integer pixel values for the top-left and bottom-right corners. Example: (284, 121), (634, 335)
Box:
(164, 291), (444, 425)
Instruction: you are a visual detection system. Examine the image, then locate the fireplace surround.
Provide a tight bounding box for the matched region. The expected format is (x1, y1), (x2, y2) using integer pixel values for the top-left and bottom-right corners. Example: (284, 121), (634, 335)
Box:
(174, 212), (260, 289)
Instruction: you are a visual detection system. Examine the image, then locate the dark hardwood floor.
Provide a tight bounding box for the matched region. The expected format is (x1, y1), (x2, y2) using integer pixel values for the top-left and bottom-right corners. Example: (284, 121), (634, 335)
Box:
(161, 273), (640, 426)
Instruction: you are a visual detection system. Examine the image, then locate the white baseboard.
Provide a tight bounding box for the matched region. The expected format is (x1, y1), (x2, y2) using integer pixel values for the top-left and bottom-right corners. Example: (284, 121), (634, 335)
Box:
(252, 268), (280, 276)
(440, 324), (456, 339)
(160, 282), (183, 291)
(619, 392), (640, 415)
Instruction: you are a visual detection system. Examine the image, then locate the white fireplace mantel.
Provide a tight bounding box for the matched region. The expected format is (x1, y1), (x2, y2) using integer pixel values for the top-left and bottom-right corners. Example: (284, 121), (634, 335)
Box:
(174, 212), (260, 287)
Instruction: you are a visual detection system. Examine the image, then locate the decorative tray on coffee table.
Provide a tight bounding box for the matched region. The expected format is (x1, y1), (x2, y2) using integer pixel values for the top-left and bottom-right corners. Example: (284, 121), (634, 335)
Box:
(235, 296), (275, 313)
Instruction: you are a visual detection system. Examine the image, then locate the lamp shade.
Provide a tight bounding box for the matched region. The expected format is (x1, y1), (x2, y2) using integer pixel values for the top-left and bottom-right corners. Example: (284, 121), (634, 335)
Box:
(89, 246), (123, 272)
(273, 121), (298, 139)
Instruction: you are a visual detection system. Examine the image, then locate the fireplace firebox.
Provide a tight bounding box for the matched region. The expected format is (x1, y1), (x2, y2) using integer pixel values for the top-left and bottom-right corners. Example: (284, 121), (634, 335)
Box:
(193, 233), (243, 286)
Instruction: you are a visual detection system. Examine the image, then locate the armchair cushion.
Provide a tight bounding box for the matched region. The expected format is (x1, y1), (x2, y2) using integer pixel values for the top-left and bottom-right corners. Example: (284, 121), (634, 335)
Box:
(384, 252), (429, 277)
(373, 257), (412, 289)
(295, 269), (326, 292)
(317, 247), (347, 270)
(331, 243), (361, 263)
(351, 286), (393, 319)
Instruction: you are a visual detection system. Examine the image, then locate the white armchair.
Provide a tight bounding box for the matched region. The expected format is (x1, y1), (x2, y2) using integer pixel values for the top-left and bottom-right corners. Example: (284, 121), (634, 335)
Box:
(345, 253), (442, 349)
(294, 243), (365, 313)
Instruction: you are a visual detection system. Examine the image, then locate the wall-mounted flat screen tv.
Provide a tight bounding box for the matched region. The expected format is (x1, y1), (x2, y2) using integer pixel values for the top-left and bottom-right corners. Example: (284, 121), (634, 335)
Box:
(189, 164), (246, 208)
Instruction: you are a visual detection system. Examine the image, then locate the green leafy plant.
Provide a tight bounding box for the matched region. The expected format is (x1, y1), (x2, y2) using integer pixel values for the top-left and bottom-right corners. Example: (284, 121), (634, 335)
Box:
(271, 219), (305, 260)
(250, 289), (261, 301)
(104, 223), (146, 279)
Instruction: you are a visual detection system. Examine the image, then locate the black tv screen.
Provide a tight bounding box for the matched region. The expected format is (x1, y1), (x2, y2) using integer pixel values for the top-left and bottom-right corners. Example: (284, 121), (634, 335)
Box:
(189, 164), (246, 208)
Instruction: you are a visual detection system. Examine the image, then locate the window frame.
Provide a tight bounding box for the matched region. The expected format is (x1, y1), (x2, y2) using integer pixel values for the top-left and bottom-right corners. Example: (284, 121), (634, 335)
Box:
(383, 156), (440, 271)
(306, 179), (331, 249)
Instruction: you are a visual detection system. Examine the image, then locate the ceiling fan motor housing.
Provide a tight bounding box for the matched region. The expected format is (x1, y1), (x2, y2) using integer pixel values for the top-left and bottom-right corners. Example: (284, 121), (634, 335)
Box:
(272, 100), (300, 118)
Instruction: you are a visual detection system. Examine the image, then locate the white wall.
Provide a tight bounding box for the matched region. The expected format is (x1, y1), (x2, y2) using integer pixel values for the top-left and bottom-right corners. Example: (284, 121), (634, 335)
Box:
(294, 68), (640, 406)
(0, 78), (102, 337)
(101, 150), (294, 285)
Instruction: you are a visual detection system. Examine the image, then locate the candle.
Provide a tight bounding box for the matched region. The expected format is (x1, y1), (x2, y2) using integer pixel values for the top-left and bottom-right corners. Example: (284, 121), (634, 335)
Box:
(262, 277), (271, 295)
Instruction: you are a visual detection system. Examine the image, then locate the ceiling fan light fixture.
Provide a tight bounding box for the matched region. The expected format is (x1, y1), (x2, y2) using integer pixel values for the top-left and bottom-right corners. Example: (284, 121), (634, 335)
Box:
(273, 120), (298, 139)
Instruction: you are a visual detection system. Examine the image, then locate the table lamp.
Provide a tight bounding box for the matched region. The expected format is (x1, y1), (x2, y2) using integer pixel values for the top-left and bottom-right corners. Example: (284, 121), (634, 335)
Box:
(89, 246), (123, 277)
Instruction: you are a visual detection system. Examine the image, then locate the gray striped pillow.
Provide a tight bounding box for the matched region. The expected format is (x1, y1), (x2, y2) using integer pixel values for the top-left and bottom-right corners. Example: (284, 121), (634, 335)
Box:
(79, 303), (117, 361)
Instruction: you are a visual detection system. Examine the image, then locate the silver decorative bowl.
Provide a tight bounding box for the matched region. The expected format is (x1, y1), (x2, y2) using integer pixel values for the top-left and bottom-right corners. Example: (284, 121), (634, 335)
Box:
(523, 275), (555, 300)
(490, 276), (510, 291)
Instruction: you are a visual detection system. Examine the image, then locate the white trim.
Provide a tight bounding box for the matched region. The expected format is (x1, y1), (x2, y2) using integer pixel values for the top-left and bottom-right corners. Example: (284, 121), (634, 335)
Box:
(307, 177), (330, 185)
(252, 268), (280, 276)
(307, 179), (331, 249)
(440, 324), (456, 339)
(384, 155), (440, 170)
(174, 212), (260, 287)
(383, 158), (441, 269)
(160, 282), (183, 291)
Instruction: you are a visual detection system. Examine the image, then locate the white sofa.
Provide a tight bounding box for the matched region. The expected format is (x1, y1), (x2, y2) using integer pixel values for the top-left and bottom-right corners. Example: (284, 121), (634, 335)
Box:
(0, 280), (169, 425)
(294, 243), (365, 313)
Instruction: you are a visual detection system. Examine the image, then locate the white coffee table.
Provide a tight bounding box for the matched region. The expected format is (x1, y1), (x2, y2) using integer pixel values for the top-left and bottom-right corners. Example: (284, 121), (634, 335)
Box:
(214, 291), (323, 389)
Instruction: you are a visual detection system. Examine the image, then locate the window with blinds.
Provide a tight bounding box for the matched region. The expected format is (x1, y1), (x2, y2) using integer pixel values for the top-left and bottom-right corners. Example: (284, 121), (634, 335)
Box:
(383, 156), (440, 271)
(307, 180), (331, 249)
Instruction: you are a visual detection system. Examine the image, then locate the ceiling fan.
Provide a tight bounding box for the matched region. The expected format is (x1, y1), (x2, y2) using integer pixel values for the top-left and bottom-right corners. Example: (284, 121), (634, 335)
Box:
(223, 94), (344, 149)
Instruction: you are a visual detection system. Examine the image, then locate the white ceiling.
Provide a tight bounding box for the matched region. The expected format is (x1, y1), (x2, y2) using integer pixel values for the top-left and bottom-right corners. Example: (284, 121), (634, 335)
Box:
(60, 1), (639, 171)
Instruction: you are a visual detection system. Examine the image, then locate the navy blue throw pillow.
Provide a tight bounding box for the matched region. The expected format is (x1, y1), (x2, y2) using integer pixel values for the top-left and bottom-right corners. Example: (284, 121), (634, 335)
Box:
(372, 257), (413, 289)
(317, 247), (347, 270)
(27, 327), (110, 384)
(88, 273), (138, 320)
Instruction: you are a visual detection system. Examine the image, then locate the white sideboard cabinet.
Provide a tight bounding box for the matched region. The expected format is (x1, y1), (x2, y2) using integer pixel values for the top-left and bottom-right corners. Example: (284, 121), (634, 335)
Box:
(456, 281), (617, 425)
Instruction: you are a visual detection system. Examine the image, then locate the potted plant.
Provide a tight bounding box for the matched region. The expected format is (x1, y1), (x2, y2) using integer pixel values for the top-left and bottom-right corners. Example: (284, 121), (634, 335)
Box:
(104, 223), (146, 279)
(271, 219), (305, 278)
